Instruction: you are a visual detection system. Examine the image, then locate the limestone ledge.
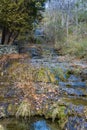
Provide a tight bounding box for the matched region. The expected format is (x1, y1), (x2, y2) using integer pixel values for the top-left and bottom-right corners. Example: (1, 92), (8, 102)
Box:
(0, 45), (18, 55)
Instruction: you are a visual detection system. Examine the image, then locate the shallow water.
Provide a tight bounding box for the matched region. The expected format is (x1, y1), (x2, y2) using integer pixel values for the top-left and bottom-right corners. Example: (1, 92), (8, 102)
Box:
(0, 118), (59, 130)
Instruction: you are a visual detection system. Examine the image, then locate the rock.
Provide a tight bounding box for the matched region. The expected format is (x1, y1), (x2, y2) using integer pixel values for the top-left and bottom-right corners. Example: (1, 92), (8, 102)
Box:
(0, 45), (18, 55)
(60, 86), (85, 96)
(19, 46), (42, 58)
(34, 67), (56, 83)
(81, 69), (87, 80)
(59, 81), (86, 88)
(65, 116), (87, 130)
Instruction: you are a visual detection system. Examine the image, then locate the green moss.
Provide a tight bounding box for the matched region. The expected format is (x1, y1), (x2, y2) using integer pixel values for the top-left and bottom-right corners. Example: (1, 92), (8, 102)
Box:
(52, 105), (67, 122)
(52, 67), (66, 81)
(51, 104), (67, 129)
(7, 104), (18, 116)
(34, 67), (56, 83)
(64, 98), (87, 106)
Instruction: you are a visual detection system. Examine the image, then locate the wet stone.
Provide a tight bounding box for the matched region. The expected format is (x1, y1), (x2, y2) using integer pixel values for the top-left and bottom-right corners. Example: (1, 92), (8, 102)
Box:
(0, 45), (18, 55)
(61, 87), (85, 96)
(65, 116), (87, 130)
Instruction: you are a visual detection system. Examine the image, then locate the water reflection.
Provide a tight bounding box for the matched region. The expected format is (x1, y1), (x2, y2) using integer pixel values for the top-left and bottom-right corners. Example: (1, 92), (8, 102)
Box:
(31, 120), (51, 130)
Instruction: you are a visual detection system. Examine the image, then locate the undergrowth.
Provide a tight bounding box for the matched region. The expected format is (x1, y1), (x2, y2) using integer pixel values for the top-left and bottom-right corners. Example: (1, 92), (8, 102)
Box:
(55, 37), (87, 59)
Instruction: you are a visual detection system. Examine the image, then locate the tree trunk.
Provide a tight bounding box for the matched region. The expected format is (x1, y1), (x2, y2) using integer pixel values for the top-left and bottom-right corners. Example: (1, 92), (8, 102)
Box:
(1, 27), (19, 45)
(75, 6), (78, 39)
(4, 31), (10, 45)
(1, 27), (11, 45)
(1, 27), (6, 45)
(66, 14), (69, 40)
(8, 31), (19, 45)
(61, 12), (65, 27)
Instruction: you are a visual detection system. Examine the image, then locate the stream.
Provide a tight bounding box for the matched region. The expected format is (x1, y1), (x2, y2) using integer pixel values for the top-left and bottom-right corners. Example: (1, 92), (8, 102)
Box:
(0, 117), (60, 130)
(0, 48), (87, 130)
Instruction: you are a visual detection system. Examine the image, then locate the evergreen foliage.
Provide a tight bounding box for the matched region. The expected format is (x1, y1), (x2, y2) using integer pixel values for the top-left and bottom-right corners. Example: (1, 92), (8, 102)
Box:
(0, 0), (46, 44)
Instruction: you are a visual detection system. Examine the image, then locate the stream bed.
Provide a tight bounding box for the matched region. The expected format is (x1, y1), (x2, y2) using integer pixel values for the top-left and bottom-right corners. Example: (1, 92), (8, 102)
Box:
(0, 48), (87, 130)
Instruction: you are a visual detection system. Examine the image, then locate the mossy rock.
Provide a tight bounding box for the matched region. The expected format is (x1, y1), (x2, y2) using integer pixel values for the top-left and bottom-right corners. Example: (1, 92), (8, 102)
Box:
(66, 68), (81, 76)
(51, 105), (67, 129)
(52, 67), (66, 81)
(42, 103), (68, 129)
(7, 104), (18, 116)
(34, 67), (56, 83)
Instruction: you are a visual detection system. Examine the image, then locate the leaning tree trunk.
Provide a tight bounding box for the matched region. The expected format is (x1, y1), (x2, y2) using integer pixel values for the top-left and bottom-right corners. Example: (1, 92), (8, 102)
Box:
(1, 27), (11, 45)
(1, 27), (19, 45)
(8, 31), (19, 45)
(1, 27), (6, 45)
